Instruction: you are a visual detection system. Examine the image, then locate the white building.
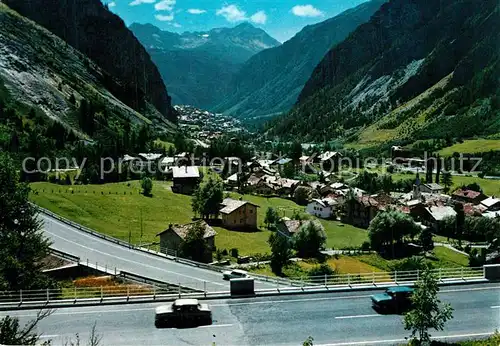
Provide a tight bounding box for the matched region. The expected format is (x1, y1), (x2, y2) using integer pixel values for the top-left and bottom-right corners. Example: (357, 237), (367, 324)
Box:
(306, 198), (337, 219)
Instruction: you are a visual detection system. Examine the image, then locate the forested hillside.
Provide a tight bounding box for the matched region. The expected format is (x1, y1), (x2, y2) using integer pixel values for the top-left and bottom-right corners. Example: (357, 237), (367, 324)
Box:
(215, 0), (386, 121)
(4, 0), (177, 123)
(269, 0), (500, 146)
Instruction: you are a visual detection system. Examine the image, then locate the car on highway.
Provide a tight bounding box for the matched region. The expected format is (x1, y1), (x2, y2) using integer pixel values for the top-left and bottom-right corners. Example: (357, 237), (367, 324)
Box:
(155, 299), (212, 328)
(222, 269), (249, 280)
(371, 286), (414, 313)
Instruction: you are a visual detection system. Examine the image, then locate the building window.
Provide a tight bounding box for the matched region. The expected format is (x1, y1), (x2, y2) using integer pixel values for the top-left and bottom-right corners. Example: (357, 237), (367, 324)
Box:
(250, 209), (253, 214)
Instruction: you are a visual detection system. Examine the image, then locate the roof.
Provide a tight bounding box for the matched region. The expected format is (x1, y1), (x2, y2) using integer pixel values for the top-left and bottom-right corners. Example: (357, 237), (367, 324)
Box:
(161, 157), (175, 165)
(247, 174), (262, 186)
(220, 198), (259, 214)
(122, 154), (137, 162)
(299, 155), (310, 161)
(226, 173), (239, 182)
(172, 166), (200, 179)
(484, 211), (500, 219)
(310, 198), (337, 208)
(276, 158), (292, 165)
(174, 299), (199, 306)
(425, 205), (457, 221)
(277, 178), (300, 189)
(138, 153), (163, 161)
(453, 189), (483, 200)
(387, 286), (413, 293)
(277, 219), (324, 236)
(318, 151), (342, 161)
(423, 183), (444, 191)
(157, 221), (217, 239)
(481, 197), (500, 208)
(330, 182), (347, 190)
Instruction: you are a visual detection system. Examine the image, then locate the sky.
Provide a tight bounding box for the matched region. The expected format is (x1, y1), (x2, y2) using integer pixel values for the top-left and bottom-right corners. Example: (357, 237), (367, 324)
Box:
(102, 0), (370, 42)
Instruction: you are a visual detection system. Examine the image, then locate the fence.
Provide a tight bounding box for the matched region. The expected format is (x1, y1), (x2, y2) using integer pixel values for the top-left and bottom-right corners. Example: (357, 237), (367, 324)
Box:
(0, 266), (486, 308)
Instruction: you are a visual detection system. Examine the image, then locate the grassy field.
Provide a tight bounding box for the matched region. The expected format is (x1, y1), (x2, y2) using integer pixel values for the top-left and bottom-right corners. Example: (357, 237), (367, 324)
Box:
(30, 182), (368, 256)
(248, 255), (387, 278)
(391, 173), (500, 196)
(356, 246), (469, 271)
(438, 139), (500, 156)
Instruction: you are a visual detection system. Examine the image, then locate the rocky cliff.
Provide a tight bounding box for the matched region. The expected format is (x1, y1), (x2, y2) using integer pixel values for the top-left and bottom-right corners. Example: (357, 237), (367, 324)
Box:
(4, 0), (176, 123)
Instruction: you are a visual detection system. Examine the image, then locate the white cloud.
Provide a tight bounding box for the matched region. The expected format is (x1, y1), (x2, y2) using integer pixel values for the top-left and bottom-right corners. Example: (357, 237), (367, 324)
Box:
(155, 0), (175, 11)
(129, 0), (155, 6)
(250, 10), (267, 24)
(108, 1), (116, 7)
(155, 13), (174, 21)
(171, 22), (182, 28)
(216, 4), (247, 22)
(187, 8), (206, 15)
(291, 4), (323, 17)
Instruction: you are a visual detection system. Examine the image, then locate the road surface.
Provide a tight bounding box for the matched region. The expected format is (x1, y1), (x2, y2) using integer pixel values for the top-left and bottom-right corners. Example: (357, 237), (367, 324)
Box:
(5, 283), (500, 345)
(41, 213), (276, 292)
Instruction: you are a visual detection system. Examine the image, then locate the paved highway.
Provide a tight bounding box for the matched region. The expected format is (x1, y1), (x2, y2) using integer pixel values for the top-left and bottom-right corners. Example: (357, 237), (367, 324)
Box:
(5, 283), (500, 345)
(41, 214), (276, 292)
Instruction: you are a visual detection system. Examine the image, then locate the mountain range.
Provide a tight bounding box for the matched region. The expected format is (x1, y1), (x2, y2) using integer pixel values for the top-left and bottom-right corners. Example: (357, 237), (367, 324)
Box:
(3, 0), (176, 125)
(130, 22), (281, 109)
(214, 0), (387, 121)
(269, 0), (500, 146)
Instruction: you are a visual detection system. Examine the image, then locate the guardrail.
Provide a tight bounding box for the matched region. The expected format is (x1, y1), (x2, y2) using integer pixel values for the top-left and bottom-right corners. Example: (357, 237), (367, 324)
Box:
(0, 266), (486, 309)
(49, 248), (80, 263)
(34, 205), (487, 291)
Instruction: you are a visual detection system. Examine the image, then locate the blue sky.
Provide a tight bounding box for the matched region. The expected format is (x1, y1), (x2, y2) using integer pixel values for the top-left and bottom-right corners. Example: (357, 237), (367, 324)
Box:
(103, 0), (369, 42)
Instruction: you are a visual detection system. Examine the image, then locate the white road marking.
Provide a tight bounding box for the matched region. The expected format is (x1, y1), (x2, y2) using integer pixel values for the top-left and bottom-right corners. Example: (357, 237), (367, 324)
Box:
(316, 332), (494, 346)
(45, 228), (227, 287)
(215, 294), (372, 307)
(198, 324), (233, 329)
(335, 314), (380, 320)
(491, 306), (500, 309)
(40, 335), (59, 338)
(441, 286), (500, 293)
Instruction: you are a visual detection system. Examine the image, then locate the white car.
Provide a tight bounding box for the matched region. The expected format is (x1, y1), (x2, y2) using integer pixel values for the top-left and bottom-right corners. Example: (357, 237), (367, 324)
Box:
(222, 269), (249, 280)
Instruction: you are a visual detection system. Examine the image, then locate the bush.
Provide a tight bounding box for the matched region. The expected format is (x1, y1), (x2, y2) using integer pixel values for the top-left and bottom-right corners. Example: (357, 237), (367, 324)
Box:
(361, 241), (371, 251)
(230, 248), (239, 258)
(308, 263), (334, 278)
(141, 177), (153, 196)
(221, 249), (228, 256)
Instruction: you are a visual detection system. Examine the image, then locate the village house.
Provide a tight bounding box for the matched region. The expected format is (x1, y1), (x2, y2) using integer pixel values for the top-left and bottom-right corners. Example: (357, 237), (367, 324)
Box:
(343, 195), (386, 228)
(420, 183), (445, 194)
(306, 198), (338, 219)
(224, 173), (240, 188)
(160, 156), (175, 173)
(452, 189), (487, 205)
(275, 178), (300, 196)
(276, 218), (325, 238)
(220, 198), (259, 230)
(316, 151), (343, 171)
(253, 179), (276, 195)
(481, 197), (500, 211)
(172, 166), (200, 194)
(421, 205), (457, 231)
(156, 221), (216, 254)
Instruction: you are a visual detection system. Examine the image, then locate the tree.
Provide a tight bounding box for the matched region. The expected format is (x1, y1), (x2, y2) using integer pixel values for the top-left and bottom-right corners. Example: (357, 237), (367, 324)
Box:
(404, 269), (453, 345)
(289, 141), (302, 164)
(419, 228), (434, 252)
(0, 310), (53, 346)
(191, 176), (224, 220)
(179, 221), (211, 262)
(441, 171), (453, 193)
(368, 210), (421, 257)
(303, 336), (314, 346)
(268, 230), (292, 275)
(293, 186), (312, 205)
(264, 207), (279, 228)
(141, 176), (153, 197)
(294, 221), (327, 258)
(0, 153), (56, 291)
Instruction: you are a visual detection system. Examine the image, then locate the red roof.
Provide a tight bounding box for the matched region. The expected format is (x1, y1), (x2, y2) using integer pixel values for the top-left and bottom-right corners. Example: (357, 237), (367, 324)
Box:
(453, 189), (482, 200)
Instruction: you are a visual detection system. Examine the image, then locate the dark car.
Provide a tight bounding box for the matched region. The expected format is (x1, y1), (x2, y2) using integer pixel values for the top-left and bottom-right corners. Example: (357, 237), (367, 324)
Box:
(371, 286), (414, 313)
(155, 299), (212, 328)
